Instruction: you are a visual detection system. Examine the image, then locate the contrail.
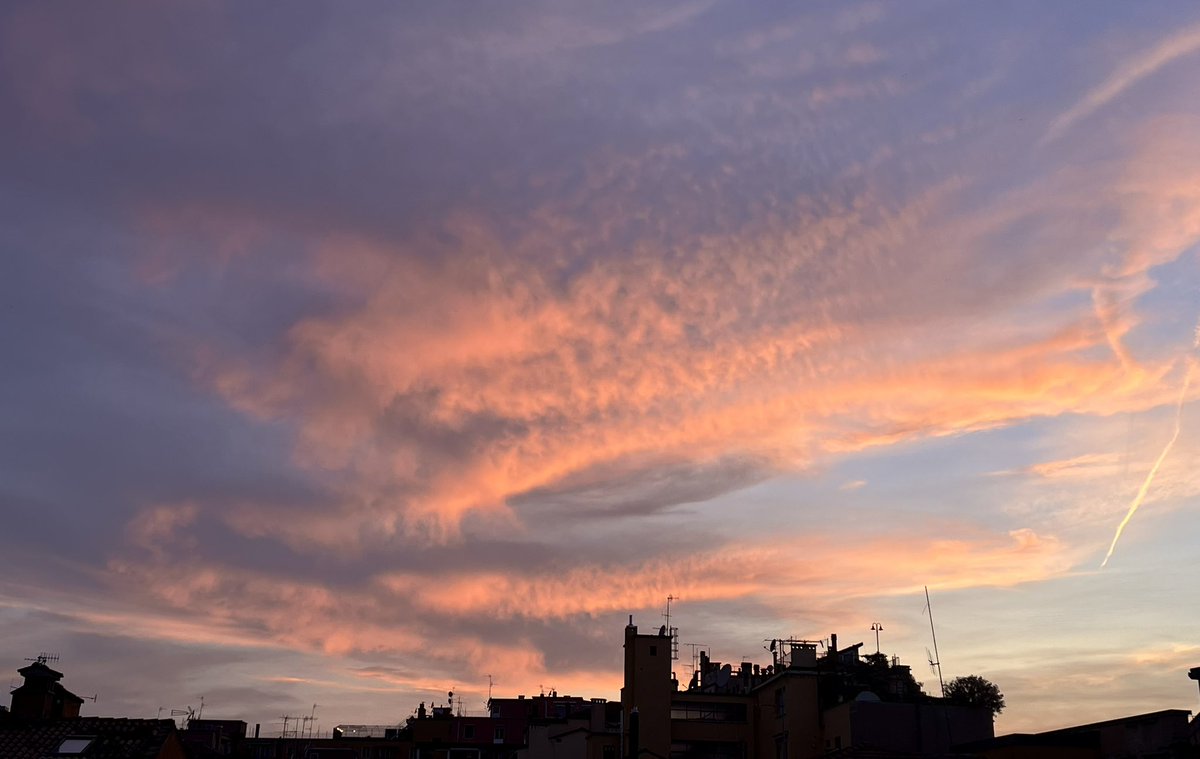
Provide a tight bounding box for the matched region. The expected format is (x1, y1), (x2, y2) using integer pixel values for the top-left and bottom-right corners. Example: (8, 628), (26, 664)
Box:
(1101, 352), (1196, 568)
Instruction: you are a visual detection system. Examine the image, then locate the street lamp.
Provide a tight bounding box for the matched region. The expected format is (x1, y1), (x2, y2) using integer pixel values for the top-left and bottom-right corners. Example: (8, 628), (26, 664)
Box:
(870, 622), (883, 654)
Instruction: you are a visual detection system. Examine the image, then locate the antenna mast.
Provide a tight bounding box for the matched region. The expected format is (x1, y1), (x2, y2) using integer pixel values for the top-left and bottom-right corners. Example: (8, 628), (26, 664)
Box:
(663, 595), (679, 660)
(924, 586), (946, 697)
(301, 704), (317, 739)
(685, 642), (708, 686)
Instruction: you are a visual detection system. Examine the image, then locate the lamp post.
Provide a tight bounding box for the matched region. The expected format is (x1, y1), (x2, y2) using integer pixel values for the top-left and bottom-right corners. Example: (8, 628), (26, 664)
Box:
(870, 622), (883, 654)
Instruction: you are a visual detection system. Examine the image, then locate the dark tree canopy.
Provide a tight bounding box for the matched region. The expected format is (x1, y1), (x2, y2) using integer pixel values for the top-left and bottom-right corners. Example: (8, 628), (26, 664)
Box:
(944, 675), (1005, 715)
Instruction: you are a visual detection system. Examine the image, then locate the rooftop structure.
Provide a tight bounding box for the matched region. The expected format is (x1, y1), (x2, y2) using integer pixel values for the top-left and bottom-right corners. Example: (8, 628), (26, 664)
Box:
(8, 658), (85, 722)
(621, 618), (993, 758)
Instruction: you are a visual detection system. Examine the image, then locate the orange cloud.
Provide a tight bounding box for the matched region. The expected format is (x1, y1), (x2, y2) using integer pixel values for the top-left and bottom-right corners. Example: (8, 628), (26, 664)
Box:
(90, 516), (1073, 706)
(192, 151), (1200, 550)
(1023, 453), (1124, 480)
(181, 110), (1198, 557)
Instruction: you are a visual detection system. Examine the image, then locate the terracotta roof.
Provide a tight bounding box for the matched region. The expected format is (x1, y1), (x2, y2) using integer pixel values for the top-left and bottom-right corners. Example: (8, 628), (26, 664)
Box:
(0, 717), (179, 759)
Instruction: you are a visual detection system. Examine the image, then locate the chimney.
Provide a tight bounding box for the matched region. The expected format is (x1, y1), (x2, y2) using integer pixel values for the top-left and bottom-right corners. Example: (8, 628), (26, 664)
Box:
(10, 660), (83, 720)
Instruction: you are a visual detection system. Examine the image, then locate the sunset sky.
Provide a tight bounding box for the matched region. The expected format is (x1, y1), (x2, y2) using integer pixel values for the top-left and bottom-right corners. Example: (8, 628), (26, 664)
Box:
(3, 0), (1200, 736)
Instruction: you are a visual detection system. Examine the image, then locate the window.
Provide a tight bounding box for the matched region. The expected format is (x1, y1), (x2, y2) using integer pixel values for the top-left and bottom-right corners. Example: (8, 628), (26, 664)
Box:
(774, 734), (788, 759)
(494, 726), (505, 742)
(774, 687), (786, 718)
(670, 702), (747, 722)
(463, 725), (474, 739)
(650, 645), (658, 656)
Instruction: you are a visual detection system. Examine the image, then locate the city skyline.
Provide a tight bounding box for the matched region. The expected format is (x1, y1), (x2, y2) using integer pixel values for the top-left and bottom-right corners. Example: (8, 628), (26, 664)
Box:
(2, 0), (1200, 737)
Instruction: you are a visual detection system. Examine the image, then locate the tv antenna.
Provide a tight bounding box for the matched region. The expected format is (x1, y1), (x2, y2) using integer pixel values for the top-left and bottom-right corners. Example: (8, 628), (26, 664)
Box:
(663, 595), (680, 660)
(923, 586), (946, 697)
(684, 642), (708, 685)
(25, 653), (60, 666)
(300, 704), (317, 739)
(486, 674), (493, 703)
(171, 708), (195, 729)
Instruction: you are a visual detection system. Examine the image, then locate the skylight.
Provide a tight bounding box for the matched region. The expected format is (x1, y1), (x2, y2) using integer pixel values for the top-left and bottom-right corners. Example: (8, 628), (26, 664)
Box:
(57, 737), (93, 754)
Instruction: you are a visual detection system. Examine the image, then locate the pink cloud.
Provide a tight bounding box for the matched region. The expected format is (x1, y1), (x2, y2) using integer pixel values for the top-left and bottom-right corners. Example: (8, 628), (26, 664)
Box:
(168, 114), (1200, 552)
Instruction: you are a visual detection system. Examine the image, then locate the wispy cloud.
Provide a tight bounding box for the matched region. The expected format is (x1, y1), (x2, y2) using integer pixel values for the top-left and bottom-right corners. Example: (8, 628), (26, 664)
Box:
(1042, 23), (1200, 144)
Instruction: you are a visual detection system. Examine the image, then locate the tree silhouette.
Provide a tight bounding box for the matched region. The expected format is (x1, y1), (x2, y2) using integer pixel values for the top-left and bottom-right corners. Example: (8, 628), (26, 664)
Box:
(943, 675), (1005, 715)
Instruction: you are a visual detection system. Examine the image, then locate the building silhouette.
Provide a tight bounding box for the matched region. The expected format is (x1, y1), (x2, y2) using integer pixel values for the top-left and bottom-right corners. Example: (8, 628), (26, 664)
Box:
(4, 626), (1198, 758)
(621, 619), (993, 758)
(8, 657), (84, 721)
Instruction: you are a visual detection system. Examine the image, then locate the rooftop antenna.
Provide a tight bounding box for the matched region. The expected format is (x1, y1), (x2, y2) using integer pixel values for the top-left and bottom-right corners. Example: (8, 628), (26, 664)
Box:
(486, 674), (493, 704)
(685, 643), (708, 685)
(923, 586), (946, 697)
(197, 696), (204, 720)
(171, 708), (193, 730)
(663, 595), (680, 660)
(301, 704), (317, 739)
(25, 653), (60, 666)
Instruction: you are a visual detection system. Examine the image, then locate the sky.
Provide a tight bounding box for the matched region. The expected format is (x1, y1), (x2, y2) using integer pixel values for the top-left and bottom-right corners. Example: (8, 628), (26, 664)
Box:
(2, 0), (1200, 737)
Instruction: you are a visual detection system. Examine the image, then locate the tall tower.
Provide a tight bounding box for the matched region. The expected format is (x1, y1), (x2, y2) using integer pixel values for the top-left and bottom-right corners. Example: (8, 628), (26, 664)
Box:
(621, 618), (674, 758)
